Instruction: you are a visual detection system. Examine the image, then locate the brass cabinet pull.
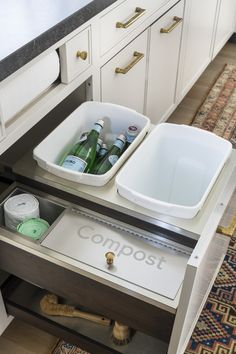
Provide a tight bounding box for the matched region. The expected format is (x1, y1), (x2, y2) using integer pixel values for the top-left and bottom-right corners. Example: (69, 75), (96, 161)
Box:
(115, 51), (144, 74)
(160, 16), (183, 34)
(116, 7), (146, 28)
(76, 51), (88, 60)
(217, 213), (236, 238)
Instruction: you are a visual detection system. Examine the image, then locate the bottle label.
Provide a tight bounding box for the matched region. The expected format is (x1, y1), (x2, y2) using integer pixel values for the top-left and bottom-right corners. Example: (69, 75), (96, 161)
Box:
(78, 135), (87, 143)
(94, 123), (103, 134)
(98, 147), (108, 157)
(126, 135), (136, 144)
(108, 155), (119, 166)
(62, 155), (87, 172)
(114, 139), (125, 150)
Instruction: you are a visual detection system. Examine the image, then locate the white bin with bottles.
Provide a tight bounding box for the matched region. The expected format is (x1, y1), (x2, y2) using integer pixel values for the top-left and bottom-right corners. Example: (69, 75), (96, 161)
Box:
(33, 101), (150, 186)
(116, 123), (232, 219)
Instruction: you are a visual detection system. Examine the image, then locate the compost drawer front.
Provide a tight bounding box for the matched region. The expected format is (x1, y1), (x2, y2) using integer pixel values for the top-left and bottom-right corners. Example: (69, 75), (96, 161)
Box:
(0, 238), (174, 342)
(2, 277), (169, 354)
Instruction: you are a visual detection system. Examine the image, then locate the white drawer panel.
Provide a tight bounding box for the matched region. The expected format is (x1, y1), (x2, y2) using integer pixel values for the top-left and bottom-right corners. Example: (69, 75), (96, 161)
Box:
(60, 26), (91, 83)
(42, 208), (189, 300)
(100, 0), (170, 55)
(101, 29), (148, 113)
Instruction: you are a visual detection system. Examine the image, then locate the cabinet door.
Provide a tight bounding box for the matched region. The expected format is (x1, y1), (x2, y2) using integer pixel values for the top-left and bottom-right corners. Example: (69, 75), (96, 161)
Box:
(146, 0), (184, 124)
(176, 0), (218, 101)
(212, 0), (236, 58)
(101, 30), (148, 114)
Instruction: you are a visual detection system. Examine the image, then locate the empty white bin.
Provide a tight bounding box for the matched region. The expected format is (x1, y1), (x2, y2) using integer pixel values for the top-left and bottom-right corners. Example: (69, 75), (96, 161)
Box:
(33, 101), (150, 186)
(116, 123), (232, 219)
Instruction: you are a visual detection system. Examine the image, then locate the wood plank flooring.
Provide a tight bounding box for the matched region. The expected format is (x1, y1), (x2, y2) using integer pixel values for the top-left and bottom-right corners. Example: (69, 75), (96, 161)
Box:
(0, 41), (235, 354)
(167, 41), (236, 125)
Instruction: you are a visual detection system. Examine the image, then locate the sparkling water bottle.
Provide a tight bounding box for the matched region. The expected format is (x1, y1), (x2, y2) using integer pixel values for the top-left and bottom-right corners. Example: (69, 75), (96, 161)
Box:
(61, 120), (104, 173)
(124, 125), (139, 150)
(92, 134), (126, 175)
(97, 142), (108, 159)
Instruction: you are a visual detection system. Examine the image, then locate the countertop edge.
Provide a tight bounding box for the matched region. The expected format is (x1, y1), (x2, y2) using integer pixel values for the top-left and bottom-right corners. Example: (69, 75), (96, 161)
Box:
(0, 0), (117, 82)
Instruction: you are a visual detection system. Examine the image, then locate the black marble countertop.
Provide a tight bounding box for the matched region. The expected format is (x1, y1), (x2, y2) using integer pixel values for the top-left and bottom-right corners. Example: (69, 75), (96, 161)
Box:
(0, 0), (117, 82)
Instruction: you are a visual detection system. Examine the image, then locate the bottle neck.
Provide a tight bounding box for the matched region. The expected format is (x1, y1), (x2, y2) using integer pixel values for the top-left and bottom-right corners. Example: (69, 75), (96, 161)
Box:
(92, 123), (103, 135)
(112, 138), (125, 151)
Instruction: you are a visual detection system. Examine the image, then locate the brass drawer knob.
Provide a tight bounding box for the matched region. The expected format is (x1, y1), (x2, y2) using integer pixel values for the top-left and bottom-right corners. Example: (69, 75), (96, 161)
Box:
(105, 251), (115, 266)
(76, 51), (88, 60)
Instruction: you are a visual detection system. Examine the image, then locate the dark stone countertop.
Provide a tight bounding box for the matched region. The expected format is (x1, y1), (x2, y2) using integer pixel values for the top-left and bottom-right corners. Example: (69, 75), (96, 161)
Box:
(0, 0), (117, 82)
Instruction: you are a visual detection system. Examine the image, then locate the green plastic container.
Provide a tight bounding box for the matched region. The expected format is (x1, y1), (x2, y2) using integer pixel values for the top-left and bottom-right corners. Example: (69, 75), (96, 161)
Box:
(17, 218), (50, 240)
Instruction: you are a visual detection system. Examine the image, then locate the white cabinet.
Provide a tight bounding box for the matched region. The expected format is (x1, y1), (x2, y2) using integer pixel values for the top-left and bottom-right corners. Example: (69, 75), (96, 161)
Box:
(60, 26), (92, 83)
(176, 0), (218, 101)
(99, 0), (169, 56)
(212, 0), (236, 58)
(146, 0), (184, 124)
(101, 30), (148, 113)
(101, 0), (184, 117)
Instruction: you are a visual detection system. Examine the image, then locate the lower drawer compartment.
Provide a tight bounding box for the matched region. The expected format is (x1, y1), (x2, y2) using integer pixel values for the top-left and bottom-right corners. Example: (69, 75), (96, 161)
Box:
(2, 276), (168, 354)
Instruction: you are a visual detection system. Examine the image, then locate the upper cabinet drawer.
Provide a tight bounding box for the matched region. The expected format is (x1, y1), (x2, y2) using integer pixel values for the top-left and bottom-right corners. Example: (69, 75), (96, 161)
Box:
(100, 0), (169, 56)
(60, 26), (91, 84)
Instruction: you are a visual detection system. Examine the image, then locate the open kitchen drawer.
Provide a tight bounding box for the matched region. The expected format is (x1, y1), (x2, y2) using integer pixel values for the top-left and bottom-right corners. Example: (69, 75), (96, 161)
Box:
(0, 150), (235, 354)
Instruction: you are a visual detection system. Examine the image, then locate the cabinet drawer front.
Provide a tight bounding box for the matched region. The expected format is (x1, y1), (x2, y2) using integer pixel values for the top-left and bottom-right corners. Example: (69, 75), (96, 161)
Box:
(60, 26), (91, 83)
(101, 30), (148, 113)
(100, 0), (169, 56)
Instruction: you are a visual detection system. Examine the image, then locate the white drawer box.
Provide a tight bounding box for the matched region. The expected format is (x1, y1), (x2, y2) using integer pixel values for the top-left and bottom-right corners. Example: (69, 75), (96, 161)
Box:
(99, 0), (170, 56)
(60, 26), (91, 83)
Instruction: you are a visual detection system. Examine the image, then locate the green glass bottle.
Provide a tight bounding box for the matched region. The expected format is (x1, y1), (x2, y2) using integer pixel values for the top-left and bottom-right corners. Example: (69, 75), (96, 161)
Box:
(97, 142), (108, 159)
(61, 120), (104, 173)
(58, 131), (89, 166)
(92, 134), (126, 175)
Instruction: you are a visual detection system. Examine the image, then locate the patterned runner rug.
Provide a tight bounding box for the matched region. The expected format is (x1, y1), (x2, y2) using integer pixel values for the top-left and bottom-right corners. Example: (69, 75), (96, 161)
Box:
(191, 63), (236, 147)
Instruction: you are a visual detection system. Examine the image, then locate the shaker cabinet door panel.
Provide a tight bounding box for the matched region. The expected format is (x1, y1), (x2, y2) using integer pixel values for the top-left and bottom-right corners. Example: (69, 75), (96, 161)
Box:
(146, 0), (184, 124)
(101, 30), (148, 114)
(212, 0), (236, 58)
(176, 0), (218, 100)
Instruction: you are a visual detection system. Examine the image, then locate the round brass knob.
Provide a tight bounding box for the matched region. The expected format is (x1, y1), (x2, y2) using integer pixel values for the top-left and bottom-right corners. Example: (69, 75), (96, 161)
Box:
(76, 51), (88, 60)
(105, 251), (115, 266)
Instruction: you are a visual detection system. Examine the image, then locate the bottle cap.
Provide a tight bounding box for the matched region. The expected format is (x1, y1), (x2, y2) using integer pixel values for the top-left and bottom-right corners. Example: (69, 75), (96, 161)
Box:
(117, 134), (126, 143)
(127, 125), (138, 137)
(97, 138), (103, 147)
(101, 143), (108, 150)
(17, 218), (50, 240)
(96, 119), (104, 128)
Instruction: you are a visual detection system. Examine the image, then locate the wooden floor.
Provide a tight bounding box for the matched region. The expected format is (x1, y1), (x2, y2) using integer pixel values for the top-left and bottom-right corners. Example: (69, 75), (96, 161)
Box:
(167, 41), (236, 125)
(0, 41), (235, 354)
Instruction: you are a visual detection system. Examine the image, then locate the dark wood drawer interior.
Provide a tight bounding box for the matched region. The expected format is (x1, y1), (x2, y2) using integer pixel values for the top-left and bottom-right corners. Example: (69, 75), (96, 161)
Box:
(2, 276), (168, 354)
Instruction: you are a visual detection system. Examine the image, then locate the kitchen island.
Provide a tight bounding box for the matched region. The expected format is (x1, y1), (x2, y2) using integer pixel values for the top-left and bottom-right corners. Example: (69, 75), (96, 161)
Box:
(0, 1), (235, 353)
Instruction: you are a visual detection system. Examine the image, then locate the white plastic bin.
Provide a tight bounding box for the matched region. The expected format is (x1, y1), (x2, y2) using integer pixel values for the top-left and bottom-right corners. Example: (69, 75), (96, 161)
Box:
(116, 123), (232, 219)
(33, 101), (150, 186)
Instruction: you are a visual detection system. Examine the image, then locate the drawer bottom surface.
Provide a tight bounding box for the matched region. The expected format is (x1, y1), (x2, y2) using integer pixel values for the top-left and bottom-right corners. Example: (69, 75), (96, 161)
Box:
(2, 277), (168, 354)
